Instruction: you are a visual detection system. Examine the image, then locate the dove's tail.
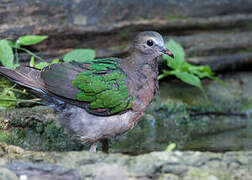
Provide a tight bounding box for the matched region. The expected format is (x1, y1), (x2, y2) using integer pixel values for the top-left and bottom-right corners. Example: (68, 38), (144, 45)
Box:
(0, 66), (46, 93)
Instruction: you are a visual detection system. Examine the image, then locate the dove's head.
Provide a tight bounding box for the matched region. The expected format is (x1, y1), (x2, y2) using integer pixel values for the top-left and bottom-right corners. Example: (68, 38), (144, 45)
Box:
(133, 31), (174, 59)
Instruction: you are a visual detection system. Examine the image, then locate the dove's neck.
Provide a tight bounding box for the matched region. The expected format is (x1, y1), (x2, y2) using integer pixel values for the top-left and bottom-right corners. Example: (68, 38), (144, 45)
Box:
(122, 51), (158, 72)
(121, 52), (159, 113)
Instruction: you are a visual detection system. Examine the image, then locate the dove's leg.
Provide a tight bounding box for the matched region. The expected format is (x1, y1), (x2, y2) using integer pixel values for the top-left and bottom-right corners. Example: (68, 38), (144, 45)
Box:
(89, 142), (98, 152)
(101, 138), (109, 153)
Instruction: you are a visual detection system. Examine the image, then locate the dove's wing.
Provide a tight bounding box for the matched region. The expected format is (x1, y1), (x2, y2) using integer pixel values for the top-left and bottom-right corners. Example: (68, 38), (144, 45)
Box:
(41, 58), (133, 116)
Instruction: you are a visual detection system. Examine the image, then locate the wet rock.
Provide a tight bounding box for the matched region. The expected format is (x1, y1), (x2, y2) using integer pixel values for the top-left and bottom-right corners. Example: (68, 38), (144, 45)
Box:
(0, 167), (18, 180)
(0, 106), (57, 127)
(4, 162), (82, 180)
(158, 174), (179, 180)
(0, 106), (86, 152)
(0, 142), (24, 158)
(0, 143), (252, 179)
(93, 164), (128, 180)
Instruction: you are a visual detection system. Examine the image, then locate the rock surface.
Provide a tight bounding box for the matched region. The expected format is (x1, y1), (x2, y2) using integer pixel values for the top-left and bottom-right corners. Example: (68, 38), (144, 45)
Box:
(0, 142), (252, 180)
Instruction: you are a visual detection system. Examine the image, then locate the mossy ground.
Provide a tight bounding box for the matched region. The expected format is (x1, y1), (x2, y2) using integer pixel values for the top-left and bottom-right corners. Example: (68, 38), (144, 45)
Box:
(0, 106), (86, 151)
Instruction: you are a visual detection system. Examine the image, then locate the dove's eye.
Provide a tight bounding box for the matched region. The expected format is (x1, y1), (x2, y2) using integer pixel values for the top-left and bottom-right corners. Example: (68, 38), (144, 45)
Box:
(146, 40), (154, 47)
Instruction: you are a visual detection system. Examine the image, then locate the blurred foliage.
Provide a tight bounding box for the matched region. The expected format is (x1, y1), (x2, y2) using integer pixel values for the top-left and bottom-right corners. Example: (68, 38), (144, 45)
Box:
(0, 77), (40, 109)
(63, 49), (95, 62)
(0, 39), (14, 68)
(159, 39), (222, 99)
(165, 142), (176, 152)
(118, 29), (133, 40)
(0, 35), (96, 108)
(0, 35), (48, 69)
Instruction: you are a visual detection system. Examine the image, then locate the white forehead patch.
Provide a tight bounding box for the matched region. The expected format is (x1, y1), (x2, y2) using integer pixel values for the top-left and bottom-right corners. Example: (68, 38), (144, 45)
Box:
(144, 36), (164, 47)
(151, 37), (164, 47)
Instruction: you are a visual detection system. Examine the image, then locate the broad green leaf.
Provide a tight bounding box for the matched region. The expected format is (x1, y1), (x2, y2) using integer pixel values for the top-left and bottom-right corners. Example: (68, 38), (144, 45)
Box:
(173, 71), (207, 99)
(35, 62), (50, 69)
(181, 62), (214, 78)
(191, 69), (212, 78)
(34, 59), (59, 69)
(6, 40), (15, 47)
(63, 49), (95, 62)
(17, 35), (48, 46)
(163, 39), (185, 70)
(165, 143), (176, 152)
(179, 61), (192, 72)
(194, 65), (214, 78)
(13, 64), (20, 68)
(173, 71), (202, 89)
(51, 59), (60, 64)
(197, 65), (213, 74)
(0, 39), (14, 68)
(29, 56), (35, 67)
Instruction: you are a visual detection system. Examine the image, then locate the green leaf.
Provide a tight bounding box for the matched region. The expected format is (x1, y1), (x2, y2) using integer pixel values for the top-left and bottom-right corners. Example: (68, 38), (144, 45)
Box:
(63, 49), (95, 62)
(6, 40), (15, 47)
(173, 71), (202, 89)
(195, 66), (214, 78)
(35, 62), (50, 69)
(51, 59), (60, 64)
(181, 62), (214, 78)
(34, 59), (60, 70)
(13, 64), (20, 68)
(0, 39), (14, 68)
(179, 61), (192, 72)
(0, 88), (17, 108)
(165, 143), (176, 152)
(172, 71), (207, 99)
(17, 35), (48, 46)
(29, 56), (35, 67)
(163, 39), (185, 70)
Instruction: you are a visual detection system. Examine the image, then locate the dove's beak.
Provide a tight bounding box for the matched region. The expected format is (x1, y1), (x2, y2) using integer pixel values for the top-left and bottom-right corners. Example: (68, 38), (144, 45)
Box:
(160, 46), (174, 58)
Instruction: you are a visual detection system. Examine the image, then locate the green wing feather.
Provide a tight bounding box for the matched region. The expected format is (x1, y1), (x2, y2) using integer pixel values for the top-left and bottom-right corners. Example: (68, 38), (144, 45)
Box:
(72, 58), (133, 115)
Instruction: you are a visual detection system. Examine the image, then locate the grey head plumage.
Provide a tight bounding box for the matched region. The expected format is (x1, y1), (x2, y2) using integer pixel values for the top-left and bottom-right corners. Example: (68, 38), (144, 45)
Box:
(132, 31), (174, 59)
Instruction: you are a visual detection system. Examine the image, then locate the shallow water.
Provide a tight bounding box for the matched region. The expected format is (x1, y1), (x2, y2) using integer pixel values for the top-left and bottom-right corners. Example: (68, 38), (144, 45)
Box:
(111, 72), (252, 155)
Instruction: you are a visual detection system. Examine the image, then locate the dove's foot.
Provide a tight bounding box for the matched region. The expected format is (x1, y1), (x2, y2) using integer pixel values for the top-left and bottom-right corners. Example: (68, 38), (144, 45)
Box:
(89, 142), (98, 152)
(102, 138), (109, 153)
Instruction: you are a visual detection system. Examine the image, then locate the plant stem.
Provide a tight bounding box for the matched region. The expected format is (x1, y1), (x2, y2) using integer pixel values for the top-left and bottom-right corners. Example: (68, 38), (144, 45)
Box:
(10, 45), (45, 61)
(4, 88), (28, 95)
(14, 44), (19, 65)
(18, 47), (45, 61)
(0, 98), (42, 103)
